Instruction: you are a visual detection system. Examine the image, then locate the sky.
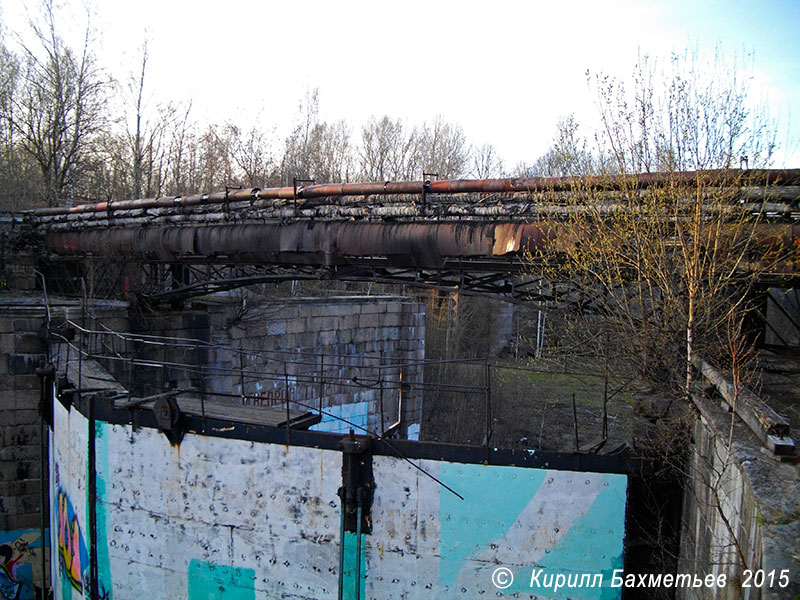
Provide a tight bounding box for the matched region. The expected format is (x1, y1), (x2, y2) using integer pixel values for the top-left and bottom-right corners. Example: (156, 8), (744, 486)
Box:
(1, 0), (799, 170)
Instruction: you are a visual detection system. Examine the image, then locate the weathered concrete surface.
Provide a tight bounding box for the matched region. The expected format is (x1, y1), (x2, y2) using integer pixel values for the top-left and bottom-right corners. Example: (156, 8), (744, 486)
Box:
(123, 295), (425, 439)
(764, 288), (800, 347)
(679, 391), (800, 600)
(0, 295), (127, 598)
(366, 456), (627, 599)
(50, 393), (628, 599)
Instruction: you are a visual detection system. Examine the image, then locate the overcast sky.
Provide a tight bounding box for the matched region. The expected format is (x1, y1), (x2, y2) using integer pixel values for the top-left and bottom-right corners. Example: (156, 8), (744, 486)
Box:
(2, 0), (799, 169)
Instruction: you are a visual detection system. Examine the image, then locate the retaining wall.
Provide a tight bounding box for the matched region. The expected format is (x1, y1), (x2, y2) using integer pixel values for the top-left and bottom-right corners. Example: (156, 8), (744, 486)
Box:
(678, 396), (800, 600)
(0, 296), (128, 599)
(50, 393), (628, 599)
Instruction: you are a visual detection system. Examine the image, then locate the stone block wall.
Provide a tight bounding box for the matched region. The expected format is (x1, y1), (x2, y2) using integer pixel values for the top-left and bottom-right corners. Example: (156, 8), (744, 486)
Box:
(678, 397), (800, 600)
(0, 299), (51, 599)
(0, 296), (129, 598)
(123, 295), (426, 439)
(0, 304), (47, 534)
(208, 295), (425, 438)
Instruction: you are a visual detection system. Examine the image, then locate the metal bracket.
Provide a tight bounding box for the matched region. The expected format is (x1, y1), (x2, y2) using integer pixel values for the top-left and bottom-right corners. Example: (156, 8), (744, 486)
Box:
(422, 172), (438, 216)
(292, 178), (315, 212)
(224, 185), (242, 219)
(153, 396), (186, 445)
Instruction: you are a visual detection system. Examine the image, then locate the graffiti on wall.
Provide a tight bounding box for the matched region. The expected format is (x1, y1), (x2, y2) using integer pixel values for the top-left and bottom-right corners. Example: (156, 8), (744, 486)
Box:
(0, 530), (46, 600)
(54, 474), (89, 596)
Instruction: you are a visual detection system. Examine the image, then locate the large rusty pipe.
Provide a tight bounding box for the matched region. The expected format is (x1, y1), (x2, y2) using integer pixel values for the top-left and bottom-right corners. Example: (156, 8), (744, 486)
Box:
(28, 169), (800, 217)
(44, 221), (553, 267)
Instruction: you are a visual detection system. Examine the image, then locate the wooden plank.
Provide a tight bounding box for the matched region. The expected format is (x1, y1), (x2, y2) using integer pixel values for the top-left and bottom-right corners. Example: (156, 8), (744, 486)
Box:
(125, 396), (320, 429)
(693, 357), (795, 455)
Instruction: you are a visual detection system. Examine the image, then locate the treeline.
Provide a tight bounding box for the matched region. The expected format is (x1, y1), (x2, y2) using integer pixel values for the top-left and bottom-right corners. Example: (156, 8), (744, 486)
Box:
(0, 4), (511, 210)
(0, 2), (777, 211)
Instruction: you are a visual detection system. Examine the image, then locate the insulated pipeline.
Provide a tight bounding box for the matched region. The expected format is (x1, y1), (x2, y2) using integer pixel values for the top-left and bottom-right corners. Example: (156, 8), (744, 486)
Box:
(29, 169), (800, 217)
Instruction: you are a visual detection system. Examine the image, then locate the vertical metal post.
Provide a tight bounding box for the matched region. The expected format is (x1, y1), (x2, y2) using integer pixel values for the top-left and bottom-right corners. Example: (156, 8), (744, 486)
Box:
(197, 343), (206, 429)
(485, 360), (492, 454)
(239, 344), (246, 405)
(337, 498), (345, 600)
(88, 395), (98, 599)
(38, 378), (48, 595)
(126, 344), (133, 392)
(422, 172), (438, 216)
(318, 353), (325, 417)
(378, 367), (385, 437)
(355, 490), (363, 600)
(161, 340), (167, 392)
(284, 362), (291, 444)
(603, 349), (609, 439)
(78, 316), (83, 397)
(572, 393), (580, 451)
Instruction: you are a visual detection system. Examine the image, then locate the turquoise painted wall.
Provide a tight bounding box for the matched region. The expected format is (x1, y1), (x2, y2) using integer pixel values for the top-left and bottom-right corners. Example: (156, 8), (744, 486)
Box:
(367, 457), (627, 599)
(187, 560), (255, 600)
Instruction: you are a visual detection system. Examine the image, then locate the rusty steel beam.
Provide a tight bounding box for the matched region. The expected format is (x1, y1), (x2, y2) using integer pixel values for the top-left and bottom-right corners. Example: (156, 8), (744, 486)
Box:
(29, 169), (800, 217)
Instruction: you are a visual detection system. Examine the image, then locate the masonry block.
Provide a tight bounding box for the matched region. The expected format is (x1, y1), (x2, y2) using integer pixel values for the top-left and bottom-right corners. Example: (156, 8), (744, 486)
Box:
(285, 318), (308, 334)
(13, 333), (44, 354)
(266, 321), (286, 336)
(13, 375), (41, 392)
(6, 354), (43, 376)
(358, 314), (384, 329)
(7, 512), (42, 531)
(4, 409), (39, 427)
(0, 393), (16, 411)
(0, 443), (41, 462)
(335, 315), (356, 330)
(317, 331), (337, 346)
(4, 424), (41, 447)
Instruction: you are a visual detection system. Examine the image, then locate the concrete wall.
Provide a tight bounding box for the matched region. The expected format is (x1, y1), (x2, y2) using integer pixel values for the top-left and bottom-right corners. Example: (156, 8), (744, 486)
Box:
(365, 457), (626, 598)
(49, 394), (628, 599)
(0, 297), (128, 599)
(765, 288), (799, 347)
(678, 397), (800, 600)
(126, 295), (425, 439)
(0, 300), (50, 600)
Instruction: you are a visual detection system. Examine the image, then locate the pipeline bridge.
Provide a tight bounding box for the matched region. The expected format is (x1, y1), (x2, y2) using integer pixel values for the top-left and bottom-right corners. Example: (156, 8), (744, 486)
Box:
(0, 170), (799, 600)
(6, 169), (800, 307)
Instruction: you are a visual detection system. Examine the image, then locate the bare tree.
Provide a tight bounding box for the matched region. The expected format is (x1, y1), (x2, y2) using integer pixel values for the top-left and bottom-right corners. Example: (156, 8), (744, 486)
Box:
(281, 87), (320, 184)
(306, 119), (352, 183)
(589, 49), (776, 173)
(9, 0), (109, 206)
(0, 29), (29, 209)
(471, 143), (504, 178)
(358, 116), (427, 181)
(227, 121), (278, 188)
(534, 49), (780, 396)
(420, 116), (470, 178)
(359, 115), (404, 181)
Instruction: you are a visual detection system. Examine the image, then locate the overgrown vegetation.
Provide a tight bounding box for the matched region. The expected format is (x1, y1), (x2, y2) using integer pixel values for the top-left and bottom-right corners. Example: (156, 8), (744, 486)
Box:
(527, 51), (779, 397)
